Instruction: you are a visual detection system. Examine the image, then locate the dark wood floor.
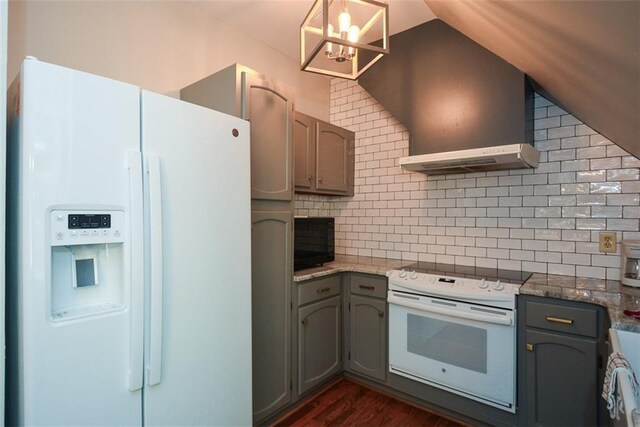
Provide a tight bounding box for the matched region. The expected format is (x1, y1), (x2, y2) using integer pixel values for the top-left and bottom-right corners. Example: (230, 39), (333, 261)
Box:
(271, 378), (467, 427)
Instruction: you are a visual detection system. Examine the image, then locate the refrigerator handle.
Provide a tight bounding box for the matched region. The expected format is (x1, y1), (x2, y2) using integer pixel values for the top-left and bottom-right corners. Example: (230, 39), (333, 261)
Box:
(127, 151), (144, 391)
(147, 156), (164, 386)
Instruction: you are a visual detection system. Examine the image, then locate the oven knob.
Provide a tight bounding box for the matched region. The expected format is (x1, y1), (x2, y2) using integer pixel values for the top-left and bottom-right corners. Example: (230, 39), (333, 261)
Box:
(478, 279), (488, 289)
(410, 271), (418, 280)
(493, 281), (504, 291)
(399, 270), (407, 278)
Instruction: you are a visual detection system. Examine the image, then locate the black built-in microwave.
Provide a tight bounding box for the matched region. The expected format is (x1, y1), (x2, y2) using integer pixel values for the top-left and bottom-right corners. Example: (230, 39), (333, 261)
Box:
(294, 217), (335, 271)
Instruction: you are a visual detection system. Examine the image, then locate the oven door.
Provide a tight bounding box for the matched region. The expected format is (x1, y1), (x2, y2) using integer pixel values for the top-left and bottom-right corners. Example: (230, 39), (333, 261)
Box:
(388, 290), (516, 412)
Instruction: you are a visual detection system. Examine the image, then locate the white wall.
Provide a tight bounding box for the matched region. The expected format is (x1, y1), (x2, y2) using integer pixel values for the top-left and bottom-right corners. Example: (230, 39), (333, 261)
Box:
(296, 79), (640, 280)
(0, 0), (7, 419)
(7, 0), (329, 119)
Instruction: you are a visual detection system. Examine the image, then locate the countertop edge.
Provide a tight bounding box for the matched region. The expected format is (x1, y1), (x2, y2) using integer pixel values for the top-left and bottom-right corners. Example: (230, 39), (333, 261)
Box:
(294, 259), (640, 333)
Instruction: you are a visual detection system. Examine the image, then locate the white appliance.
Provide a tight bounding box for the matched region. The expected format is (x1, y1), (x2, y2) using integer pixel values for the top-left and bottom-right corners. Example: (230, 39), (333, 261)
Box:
(6, 58), (252, 425)
(387, 264), (529, 413)
(621, 240), (640, 288)
(398, 143), (540, 174)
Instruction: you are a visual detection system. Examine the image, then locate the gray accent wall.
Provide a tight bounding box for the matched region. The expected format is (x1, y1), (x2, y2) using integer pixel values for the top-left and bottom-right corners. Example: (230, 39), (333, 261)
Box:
(358, 20), (533, 155)
(426, 1), (640, 162)
(295, 79), (640, 280)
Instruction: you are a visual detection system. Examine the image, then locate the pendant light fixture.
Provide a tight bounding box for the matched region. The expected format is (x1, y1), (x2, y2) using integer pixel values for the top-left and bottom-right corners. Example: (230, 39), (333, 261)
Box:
(301, 0), (389, 80)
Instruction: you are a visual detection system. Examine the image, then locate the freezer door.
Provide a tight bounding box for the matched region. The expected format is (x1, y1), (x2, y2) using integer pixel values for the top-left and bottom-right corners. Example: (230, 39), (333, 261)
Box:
(141, 91), (252, 426)
(6, 59), (142, 425)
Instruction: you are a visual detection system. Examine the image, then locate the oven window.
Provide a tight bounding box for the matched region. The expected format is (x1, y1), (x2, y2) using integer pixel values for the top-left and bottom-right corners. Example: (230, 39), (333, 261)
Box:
(407, 313), (487, 373)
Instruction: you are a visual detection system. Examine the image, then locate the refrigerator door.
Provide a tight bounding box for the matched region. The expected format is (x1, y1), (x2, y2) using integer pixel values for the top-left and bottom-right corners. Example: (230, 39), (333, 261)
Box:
(6, 59), (143, 425)
(141, 91), (252, 425)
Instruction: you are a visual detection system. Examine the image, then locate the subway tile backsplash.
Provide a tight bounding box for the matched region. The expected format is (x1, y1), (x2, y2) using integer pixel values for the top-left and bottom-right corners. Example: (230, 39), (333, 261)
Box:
(295, 79), (640, 280)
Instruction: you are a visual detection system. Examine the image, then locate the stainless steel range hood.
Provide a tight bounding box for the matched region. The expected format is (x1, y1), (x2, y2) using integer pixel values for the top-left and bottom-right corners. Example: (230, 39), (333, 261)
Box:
(398, 143), (540, 175)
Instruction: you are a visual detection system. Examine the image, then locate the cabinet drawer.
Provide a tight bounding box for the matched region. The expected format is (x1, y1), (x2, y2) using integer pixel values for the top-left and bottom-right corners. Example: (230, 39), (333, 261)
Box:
(298, 275), (341, 306)
(525, 300), (599, 338)
(350, 273), (387, 299)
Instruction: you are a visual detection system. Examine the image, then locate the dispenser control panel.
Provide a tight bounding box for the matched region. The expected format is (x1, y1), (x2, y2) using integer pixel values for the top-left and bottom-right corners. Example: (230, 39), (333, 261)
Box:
(50, 209), (125, 246)
(68, 214), (111, 229)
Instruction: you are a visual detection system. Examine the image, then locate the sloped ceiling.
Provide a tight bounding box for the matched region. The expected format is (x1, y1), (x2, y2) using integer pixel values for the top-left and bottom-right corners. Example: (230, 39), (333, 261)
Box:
(425, 0), (640, 159)
(189, 0), (436, 62)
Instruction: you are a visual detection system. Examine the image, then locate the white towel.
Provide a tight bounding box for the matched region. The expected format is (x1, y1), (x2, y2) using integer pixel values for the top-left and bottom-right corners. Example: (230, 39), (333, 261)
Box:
(602, 351), (640, 421)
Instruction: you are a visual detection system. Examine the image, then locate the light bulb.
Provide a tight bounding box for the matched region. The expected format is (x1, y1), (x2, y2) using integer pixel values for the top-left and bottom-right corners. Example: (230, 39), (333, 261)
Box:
(338, 12), (351, 34)
(347, 25), (359, 57)
(327, 23), (334, 37)
(347, 25), (359, 43)
(325, 24), (334, 57)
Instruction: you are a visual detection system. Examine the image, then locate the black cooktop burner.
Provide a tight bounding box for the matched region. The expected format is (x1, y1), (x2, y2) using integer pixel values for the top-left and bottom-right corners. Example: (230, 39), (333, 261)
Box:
(399, 262), (532, 286)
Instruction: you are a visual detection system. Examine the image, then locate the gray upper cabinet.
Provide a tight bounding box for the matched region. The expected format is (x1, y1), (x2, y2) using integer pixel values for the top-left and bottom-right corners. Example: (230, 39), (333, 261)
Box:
(251, 210), (293, 421)
(181, 64), (294, 201)
(243, 73), (294, 201)
(294, 112), (354, 196)
(294, 112), (316, 192)
(518, 296), (609, 427)
(316, 121), (353, 193)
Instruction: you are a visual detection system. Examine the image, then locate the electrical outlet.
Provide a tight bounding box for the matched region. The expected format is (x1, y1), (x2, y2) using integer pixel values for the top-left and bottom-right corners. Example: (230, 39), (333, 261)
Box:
(599, 232), (617, 253)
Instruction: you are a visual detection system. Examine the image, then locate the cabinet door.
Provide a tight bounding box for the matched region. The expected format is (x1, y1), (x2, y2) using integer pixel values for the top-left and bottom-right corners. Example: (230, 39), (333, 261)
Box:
(349, 295), (387, 382)
(298, 295), (341, 395)
(315, 121), (354, 194)
(242, 72), (294, 201)
(294, 112), (316, 192)
(251, 210), (292, 421)
(525, 329), (598, 427)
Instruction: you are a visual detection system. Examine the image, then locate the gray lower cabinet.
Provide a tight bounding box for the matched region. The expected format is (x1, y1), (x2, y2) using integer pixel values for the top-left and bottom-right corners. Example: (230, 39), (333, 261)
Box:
(349, 295), (386, 381)
(518, 295), (608, 427)
(347, 273), (388, 382)
(296, 275), (342, 395)
(251, 210), (292, 422)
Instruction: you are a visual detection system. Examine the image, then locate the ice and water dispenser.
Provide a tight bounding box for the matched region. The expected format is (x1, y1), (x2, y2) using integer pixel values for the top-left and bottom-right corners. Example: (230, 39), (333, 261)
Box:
(50, 209), (126, 320)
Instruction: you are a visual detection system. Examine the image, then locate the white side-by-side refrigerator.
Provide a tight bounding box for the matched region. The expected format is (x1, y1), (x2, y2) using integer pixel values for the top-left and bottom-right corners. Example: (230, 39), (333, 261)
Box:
(6, 58), (252, 425)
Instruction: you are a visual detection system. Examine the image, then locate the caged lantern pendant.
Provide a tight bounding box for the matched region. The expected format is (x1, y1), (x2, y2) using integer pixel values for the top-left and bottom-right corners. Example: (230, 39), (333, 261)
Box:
(300, 0), (389, 80)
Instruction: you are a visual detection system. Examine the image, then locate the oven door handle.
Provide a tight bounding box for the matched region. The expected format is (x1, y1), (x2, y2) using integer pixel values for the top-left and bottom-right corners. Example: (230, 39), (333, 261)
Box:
(388, 293), (513, 326)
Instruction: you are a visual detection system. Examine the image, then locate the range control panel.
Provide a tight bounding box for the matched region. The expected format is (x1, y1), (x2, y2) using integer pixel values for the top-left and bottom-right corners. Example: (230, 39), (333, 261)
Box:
(387, 269), (519, 309)
(50, 210), (125, 246)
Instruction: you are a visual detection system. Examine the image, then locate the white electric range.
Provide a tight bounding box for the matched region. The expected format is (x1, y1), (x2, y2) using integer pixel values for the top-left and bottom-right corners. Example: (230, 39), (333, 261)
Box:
(387, 262), (531, 413)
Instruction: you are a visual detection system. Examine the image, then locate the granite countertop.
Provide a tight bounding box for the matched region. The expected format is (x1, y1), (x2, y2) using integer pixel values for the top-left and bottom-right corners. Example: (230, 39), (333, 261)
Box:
(293, 255), (407, 281)
(294, 256), (640, 333)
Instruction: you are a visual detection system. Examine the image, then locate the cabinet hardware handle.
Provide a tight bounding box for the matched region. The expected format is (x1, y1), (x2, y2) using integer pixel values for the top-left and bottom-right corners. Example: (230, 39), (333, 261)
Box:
(301, 319), (308, 326)
(359, 285), (375, 290)
(316, 287), (331, 294)
(526, 343), (534, 351)
(545, 316), (574, 325)
(318, 177), (323, 183)
(308, 175), (313, 181)
(378, 311), (384, 318)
